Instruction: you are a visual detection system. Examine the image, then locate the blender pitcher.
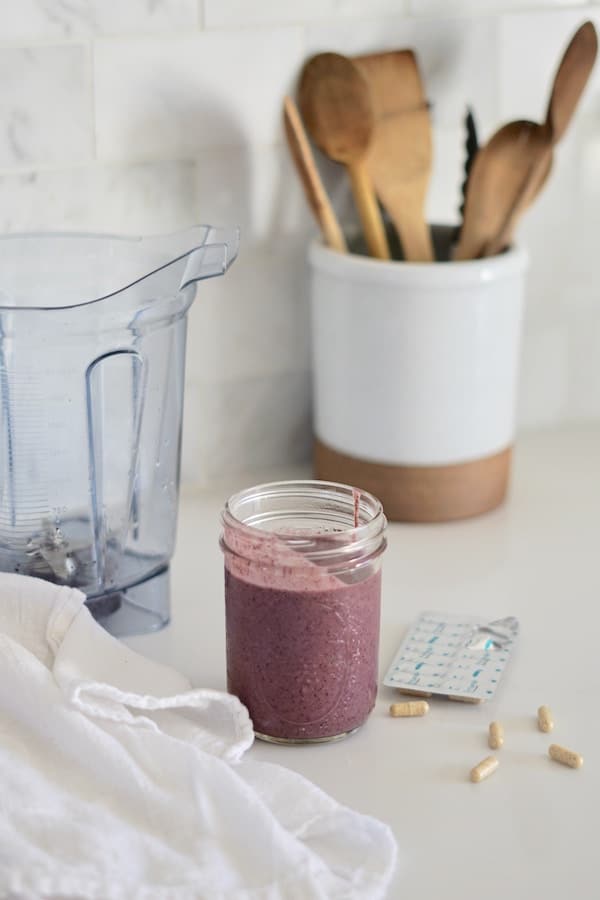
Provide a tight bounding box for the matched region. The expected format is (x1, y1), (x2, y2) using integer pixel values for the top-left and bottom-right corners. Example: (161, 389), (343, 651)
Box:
(0, 226), (239, 636)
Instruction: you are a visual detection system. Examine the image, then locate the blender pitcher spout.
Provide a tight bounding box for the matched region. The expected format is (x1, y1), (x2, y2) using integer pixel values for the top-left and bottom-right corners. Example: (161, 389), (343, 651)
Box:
(122, 225), (240, 334)
(0, 224), (240, 312)
(180, 225), (240, 289)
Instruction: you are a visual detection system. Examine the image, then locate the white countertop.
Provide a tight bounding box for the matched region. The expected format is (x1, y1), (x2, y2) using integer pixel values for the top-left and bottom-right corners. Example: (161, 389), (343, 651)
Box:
(127, 426), (600, 900)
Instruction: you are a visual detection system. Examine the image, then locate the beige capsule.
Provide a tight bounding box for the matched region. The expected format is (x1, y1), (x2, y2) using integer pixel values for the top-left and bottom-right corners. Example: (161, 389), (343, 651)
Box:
(470, 756), (499, 783)
(537, 705), (554, 733)
(397, 688), (432, 698)
(488, 721), (504, 750)
(549, 744), (583, 769)
(389, 700), (430, 718)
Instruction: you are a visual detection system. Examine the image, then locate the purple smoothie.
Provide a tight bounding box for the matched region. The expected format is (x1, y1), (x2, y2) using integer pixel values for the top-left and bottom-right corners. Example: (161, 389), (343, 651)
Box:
(225, 565), (381, 741)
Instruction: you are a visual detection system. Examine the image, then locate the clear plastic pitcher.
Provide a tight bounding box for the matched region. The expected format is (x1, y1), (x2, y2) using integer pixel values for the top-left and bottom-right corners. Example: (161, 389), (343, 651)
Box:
(0, 226), (239, 635)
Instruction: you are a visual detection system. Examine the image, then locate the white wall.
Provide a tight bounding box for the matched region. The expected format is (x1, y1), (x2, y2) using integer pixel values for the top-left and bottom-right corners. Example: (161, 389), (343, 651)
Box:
(0, 0), (598, 484)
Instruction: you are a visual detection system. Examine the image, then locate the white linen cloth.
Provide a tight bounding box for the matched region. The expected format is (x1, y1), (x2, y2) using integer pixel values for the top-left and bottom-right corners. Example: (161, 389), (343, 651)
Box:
(0, 574), (397, 899)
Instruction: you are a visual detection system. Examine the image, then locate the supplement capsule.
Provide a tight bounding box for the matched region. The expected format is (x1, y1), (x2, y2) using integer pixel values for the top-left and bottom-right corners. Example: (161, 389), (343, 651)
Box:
(488, 721), (504, 750)
(398, 688), (432, 699)
(549, 744), (583, 769)
(537, 705), (554, 733)
(389, 700), (429, 718)
(470, 756), (499, 783)
(448, 695), (483, 704)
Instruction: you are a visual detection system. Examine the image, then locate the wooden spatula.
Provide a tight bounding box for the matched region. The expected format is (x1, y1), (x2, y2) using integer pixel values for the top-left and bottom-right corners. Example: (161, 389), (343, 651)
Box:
(354, 50), (434, 262)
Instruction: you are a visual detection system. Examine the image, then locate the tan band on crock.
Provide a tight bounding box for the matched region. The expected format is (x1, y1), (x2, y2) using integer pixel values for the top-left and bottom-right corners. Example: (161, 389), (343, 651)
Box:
(314, 440), (512, 523)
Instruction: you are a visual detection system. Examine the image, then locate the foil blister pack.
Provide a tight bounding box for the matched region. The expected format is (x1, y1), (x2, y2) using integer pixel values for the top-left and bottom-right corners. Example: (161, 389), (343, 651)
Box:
(383, 611), (519, 702)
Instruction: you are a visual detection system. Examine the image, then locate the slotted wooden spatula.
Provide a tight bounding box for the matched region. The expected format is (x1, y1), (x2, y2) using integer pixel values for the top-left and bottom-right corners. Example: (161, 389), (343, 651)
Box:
(354, 50), (434, 262)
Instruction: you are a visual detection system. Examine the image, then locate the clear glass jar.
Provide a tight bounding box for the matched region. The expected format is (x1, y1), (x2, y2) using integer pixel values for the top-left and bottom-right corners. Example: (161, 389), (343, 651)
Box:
(220, 480), (387, 744)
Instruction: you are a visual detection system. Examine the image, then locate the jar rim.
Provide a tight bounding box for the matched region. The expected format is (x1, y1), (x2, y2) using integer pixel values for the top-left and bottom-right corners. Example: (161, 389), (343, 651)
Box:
(224, 478), (383, 530)
(221, 479), (387, 569)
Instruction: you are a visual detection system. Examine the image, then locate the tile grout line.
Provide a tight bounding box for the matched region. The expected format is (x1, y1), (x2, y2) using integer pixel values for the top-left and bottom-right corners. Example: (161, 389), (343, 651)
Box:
(0, 4), (592, 50)
(0, 139), (289, 179)
(0, 27), (211, 49)
(87, 37), (97, 162)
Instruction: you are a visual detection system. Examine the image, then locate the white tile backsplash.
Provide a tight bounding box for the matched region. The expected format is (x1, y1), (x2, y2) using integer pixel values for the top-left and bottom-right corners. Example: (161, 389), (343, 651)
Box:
(517, 324), (570, 428)
(193, 143), (313, 243)
(0, 0), (199, 40)
(566, 314), (600, 419)
(0, 46), (92, 168)
(182, 371), (312, 484)
(0, 2), (597, 482)
(94, 28), (305, 161)
(0, 160), (197, 232)
(187, 234), (311, 383)
(203, 0), (410, 28)
(410, 0), (585, 13)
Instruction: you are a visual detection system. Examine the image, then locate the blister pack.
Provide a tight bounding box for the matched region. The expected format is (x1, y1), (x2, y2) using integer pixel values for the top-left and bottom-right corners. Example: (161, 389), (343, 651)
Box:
(383, 611), (519, 702)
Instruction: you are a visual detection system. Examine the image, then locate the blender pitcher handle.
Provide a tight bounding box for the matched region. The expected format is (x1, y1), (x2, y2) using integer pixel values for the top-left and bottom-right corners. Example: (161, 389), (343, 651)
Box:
(86, 350), (145, 588)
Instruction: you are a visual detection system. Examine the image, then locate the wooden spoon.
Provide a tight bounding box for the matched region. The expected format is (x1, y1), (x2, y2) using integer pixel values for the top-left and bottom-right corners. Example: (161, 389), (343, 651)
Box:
(545, 20), (598, 144)
(482, 141), (552, 257)
(354, 49), (434, 261)
(283, 95), (347, 253)
(483, 20), (597, 256)
(454, 120), (549, 261)
(298, 52), (390, 259)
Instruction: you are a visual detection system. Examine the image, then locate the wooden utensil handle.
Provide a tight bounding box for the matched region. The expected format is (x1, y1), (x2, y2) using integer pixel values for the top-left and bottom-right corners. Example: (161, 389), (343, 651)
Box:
(396, 216), (434, 262)
(320, 203), (347, 253)
(283, 96), (347, 253)
(484, 144), (553, 257)
(348, 162), (390, 260)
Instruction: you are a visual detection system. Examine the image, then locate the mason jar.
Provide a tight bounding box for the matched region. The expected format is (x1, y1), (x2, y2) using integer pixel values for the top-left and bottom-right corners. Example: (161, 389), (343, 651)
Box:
(220, 480), (387, 743)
